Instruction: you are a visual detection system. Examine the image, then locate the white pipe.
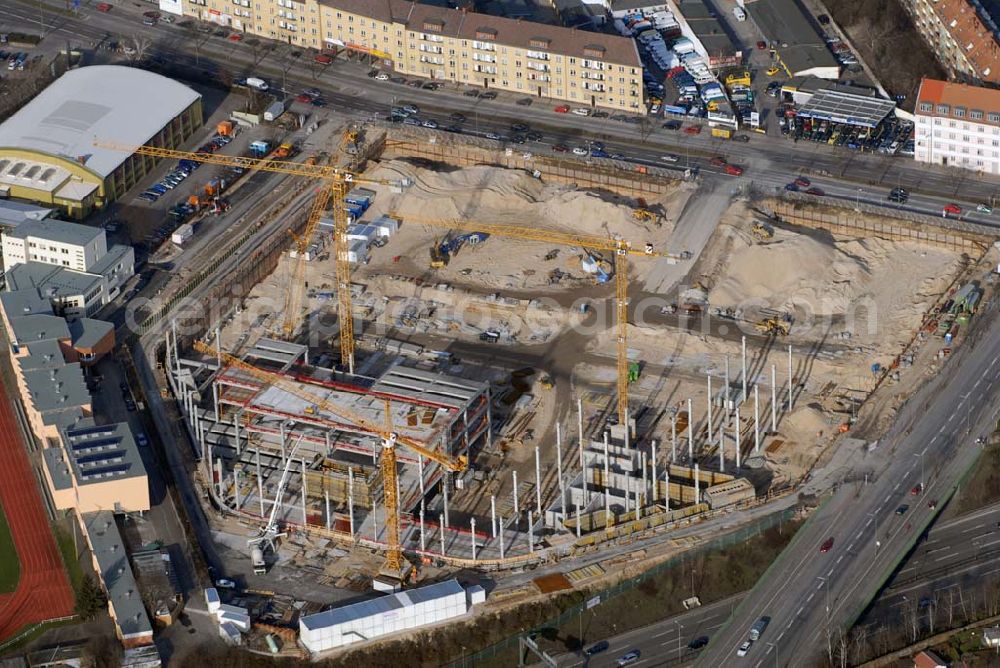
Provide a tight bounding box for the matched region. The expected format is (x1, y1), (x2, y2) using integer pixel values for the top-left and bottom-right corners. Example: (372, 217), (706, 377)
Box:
(419, 505), (426, 552)
(490, 495), (497, 538)
(325, 489), (330, 530)
(256, 448), (264, 518)
(694, 462), (700, 501)
(499, 517), (506, 558)
(671, 415), (677, 462)
(442, 476), (450, 530)
(603, 432), (611, 520)
(418, 454), (425, 497)
(300, 459), (307, 525)
(575, 501), (581, 538)
(528, 512), (534, 553)
(735, 406), (742, 469)
(719, 425), (724, 472)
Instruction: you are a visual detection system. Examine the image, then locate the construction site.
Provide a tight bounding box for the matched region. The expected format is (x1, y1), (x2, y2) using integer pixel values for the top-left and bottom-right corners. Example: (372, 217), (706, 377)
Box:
(146, 122), (997, 656)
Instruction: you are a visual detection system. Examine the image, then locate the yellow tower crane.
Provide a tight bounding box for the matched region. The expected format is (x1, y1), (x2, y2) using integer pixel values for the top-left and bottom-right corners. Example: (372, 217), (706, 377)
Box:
(191, 340), (466, 580)
(94, 140), (400, 374)
(387, 212), (688, 426)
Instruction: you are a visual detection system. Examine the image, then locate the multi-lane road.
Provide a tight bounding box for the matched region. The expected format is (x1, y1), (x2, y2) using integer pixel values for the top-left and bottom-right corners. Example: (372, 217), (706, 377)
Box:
(544, 502), (1000, 667)
(696, 302), (1000, 666)
(7, 0), (1000, 227)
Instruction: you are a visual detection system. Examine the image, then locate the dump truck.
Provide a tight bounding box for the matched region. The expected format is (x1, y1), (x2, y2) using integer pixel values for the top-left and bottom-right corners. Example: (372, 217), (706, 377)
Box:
(711, 127), (733, 139)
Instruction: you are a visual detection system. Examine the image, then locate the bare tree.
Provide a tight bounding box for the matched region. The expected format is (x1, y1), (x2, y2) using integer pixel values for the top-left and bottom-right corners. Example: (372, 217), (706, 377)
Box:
(126, 34), (153, 64)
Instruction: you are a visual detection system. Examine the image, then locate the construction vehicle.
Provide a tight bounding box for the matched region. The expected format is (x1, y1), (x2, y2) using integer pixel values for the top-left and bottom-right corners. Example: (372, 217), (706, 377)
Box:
(97, 136), (402, 374)
(388, 211), (690, 426)
(755, 316), (791, 336)
(342, 123), (363, 155)
(193, 340), (466, 584)
(633, 208), (655, 222)
(711, 127), (732, 139)
(429, 232), (489, 268)
(751, 222), (773, 240)
(247, 435), (306, 572)
(628, 362), (641, 383)
(273, 142), (295, 159)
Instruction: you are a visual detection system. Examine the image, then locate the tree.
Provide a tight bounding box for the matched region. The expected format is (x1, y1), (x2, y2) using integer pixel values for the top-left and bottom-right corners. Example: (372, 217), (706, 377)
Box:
(84, 632), (122, 668)
(75, 573), (107, 620)
(124, 34), (153, 64)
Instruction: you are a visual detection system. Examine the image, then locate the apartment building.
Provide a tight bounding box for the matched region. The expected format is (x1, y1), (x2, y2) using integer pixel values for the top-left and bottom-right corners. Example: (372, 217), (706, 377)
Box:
(901, 0), (1000, 84)
(3, 218), (106, 272)
(914, 78), (1000, 174)
(179, 0), (644, 111)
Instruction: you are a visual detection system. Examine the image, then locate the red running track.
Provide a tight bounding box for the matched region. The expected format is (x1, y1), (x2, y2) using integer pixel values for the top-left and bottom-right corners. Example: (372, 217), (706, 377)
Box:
(0, 381), (74, 640)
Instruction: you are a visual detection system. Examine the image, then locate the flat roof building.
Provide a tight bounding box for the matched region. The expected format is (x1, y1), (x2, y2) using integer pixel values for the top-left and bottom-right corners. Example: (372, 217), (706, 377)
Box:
(0, 66), (202, 218)
(796, 88), (897, 128)
(745, 0), (840, 79)
(914, 78), (1000, 174)
(81, 511), (154, 648)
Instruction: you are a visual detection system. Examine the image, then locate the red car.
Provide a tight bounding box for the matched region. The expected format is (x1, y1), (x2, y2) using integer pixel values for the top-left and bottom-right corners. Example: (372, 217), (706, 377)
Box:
(684, 125), (702, 135)
(757, 40), (768, 50)
(806, 187), (825, 196)
(314, 53), (334, 64)
(710, 156), (727, 167)
(724, 164), (744, 176)
(820, 537), (834, 553)
(943, 203), (962, 216)
(228, 33), (243, 42)
(96, 2), (112, 11)
(295, 93), (312, 103)
(911, 483), (923, 495)
(554, 104), (570, 113)
(794, 176), (811, 187)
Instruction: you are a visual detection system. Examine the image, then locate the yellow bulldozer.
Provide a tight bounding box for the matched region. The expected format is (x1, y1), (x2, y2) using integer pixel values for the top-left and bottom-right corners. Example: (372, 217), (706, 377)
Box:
(755, 317), (791, 336)
(751, 222), (774, 240)
(633, 208), (655, 222)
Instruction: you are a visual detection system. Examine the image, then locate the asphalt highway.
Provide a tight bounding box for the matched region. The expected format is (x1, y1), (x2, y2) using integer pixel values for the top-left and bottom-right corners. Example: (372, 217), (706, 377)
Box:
(696, 304), (1000, 666)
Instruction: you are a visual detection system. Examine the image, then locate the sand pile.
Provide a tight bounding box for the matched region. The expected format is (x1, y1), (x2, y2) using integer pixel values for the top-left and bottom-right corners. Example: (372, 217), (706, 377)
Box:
(704, 228), (961, 344)
(367, 160), (685, 239)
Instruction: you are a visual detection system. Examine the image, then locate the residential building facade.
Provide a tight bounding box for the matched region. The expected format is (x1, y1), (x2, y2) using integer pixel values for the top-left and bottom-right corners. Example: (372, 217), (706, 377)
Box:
(176, 0), (644, 111)
(900, 0), (1000, 84)
(914, 78), (1000, 175)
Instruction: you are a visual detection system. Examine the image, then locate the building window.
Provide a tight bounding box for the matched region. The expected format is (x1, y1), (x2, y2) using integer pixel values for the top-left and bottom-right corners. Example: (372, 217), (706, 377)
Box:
(955, 107), (966, 117)
(936, 104), (949, 114)
(971, 109), (984, 120)
(989, 112), (1000, 123)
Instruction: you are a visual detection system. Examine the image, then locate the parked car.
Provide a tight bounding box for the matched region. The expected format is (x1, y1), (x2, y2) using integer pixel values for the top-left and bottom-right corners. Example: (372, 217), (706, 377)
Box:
(479, 91), (497, 99)
(805, 187), (825, 196)
(684, 125), (702, 135)
(571, 107), (591, 116)
(215, 579), (236, 589)
(943, 203), (962, 216)
(516, 97), (533, 106)
(662, 120), (682, 130)
(572, 147), (589, 156)
(724, 164), (744, 176)
(401, 104), (419, 114)
(794, 176), (811, 187)
(977, 203), (993, 214)
(554, 104), (570, 113)
(661, 154), (680, 163)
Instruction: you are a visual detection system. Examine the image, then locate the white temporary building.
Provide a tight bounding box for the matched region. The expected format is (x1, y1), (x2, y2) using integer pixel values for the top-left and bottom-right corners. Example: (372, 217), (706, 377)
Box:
(299, 579), (471, 653)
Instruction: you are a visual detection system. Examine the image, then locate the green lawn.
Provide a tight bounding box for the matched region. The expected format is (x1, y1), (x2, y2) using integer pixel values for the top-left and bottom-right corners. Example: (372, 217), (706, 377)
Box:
(0, 501), (19, 594)
(54, 524), (83, 592)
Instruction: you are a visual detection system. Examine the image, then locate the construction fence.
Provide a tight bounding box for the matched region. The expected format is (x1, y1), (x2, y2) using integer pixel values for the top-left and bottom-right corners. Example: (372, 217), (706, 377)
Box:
(445, 506), (799, 667)
(755, 192), (996, 252)
(376, 126), (684, 198)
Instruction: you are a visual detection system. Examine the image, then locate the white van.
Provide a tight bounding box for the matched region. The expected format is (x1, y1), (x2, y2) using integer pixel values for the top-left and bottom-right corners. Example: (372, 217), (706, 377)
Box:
(733, 6), (747, 21)
(245, 76), (269, 91)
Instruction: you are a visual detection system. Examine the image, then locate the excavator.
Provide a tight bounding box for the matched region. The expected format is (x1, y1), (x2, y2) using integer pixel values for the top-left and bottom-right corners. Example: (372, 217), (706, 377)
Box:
(755, 316), (791, 336)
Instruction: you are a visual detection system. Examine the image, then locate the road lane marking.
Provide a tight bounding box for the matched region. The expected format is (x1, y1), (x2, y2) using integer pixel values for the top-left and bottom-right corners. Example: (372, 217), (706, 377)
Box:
(827, 567), (835, 576)
(885, 494), (892, 503)
(807, 592), (814, 602)
(866, 518), (873, 527)
(837, 555), (844, 563)
(936, 554), (956, 562)
(847, 542), (855, 551)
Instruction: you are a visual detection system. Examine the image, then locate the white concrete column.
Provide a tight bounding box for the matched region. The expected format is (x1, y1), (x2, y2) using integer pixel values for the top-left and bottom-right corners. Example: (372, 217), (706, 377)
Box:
(512, 470), (519, 516)
(735, 406), (741, 467)
(741, 335), (748, 403)
(641, 451), (648, 502)
(470, 518), (477, 563)
(419, 504), (426, 552)
(300, 459), (308, 525)
(719, 426), (725, 472)
(440, 520), (446, 557)
(788, 344), (794, 411)
(624, 476), (630, 514)
(687, 398), (694, 460)
(490, 495), (497, 538)
(348, 467), (355, 540)
(754, 385), (761, 454)
(694, 462), (700, 501)
(325, 489), (331, 530)
(603, 432), (611, 519)
(771, 364), (778, 432)
(213, 382), (220, 423)
(651, 440), (659, 503)
(256, 448), (265, 518)
(556, 423), (565, 514)
(578, 398), (586, 505)
(707, 373), (713, 444)
(724, 356), (730, 411)
(418, 454), (425, 497)
(534, 446), (542, 515)
(575, 501), (582, 538)
(528, 512), (534, 554)
(442, 476), (450, 530)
